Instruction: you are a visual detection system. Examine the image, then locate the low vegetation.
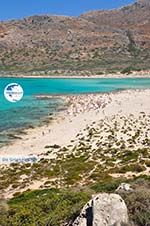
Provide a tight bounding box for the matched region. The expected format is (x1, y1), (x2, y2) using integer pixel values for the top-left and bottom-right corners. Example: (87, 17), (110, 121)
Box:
(0, 177), (150, 226)
(0, 114), (150, 225)
(0, 189), (90, 226)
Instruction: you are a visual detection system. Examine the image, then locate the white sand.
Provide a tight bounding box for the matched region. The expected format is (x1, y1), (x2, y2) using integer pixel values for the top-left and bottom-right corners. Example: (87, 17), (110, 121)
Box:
(0, 89), (150, 158)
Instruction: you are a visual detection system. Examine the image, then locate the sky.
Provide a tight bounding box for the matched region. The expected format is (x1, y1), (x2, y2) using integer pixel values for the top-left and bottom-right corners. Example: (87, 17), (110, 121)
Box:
(0, 0), (136, 21)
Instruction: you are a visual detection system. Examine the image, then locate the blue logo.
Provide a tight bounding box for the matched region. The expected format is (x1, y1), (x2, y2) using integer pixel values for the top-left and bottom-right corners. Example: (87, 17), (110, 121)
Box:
(4, 83), (24, 103)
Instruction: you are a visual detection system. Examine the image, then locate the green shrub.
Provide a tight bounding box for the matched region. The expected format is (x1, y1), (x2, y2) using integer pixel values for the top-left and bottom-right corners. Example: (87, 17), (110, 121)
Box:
(0, 189), (90, 226)
(122, 188), (150, 226)
(91, 178), (125, 193)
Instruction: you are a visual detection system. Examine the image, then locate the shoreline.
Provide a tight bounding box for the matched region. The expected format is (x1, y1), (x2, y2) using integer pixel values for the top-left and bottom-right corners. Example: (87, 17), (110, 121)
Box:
(0, 88), (150, 198)
(0, 88), (150, 160)
(0, 73), (150, 79)
(0, 87), (147, 159)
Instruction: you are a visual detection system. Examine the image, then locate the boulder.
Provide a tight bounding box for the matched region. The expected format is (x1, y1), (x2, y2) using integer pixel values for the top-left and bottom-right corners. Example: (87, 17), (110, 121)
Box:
(116, 183), (133, 192)
(72, 193), (128, 226)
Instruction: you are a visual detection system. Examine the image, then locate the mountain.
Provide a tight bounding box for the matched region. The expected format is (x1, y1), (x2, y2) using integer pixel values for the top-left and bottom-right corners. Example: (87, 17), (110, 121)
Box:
(0, 0), (150, 75)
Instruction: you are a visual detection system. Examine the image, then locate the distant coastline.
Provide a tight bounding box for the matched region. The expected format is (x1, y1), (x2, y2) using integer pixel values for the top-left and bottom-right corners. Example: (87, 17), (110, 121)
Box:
(0, 71), (150, 78)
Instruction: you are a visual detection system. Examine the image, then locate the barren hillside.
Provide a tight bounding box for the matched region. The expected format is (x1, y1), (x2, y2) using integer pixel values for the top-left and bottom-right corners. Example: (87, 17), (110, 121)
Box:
(0, 0), (149, 75)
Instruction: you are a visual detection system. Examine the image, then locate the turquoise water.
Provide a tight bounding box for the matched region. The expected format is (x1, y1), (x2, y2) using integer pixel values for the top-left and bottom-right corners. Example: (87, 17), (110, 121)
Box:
(0, 77), (150, 145)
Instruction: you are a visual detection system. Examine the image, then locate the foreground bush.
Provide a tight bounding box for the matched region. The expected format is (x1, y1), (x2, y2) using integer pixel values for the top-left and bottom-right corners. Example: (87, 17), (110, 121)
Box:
(122, 186), (150, 226)
(0, 189), (90, 226)
(1, 178), (150, 226)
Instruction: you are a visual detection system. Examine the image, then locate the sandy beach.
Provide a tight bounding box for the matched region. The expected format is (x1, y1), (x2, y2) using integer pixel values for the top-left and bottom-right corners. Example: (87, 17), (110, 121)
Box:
(0, 69), (150, 78)
(0, 88), (150, 199)
(1, 73), (150, 79)
(0, 89), (150, 159)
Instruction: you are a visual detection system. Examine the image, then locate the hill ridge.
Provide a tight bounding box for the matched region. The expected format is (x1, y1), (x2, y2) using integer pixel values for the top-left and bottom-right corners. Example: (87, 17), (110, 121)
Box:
(0, 0), (150, 75)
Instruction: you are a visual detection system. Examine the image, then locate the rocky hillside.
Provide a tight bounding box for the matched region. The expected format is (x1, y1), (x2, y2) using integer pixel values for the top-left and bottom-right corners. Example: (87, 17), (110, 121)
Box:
(0, 0), (150, 75)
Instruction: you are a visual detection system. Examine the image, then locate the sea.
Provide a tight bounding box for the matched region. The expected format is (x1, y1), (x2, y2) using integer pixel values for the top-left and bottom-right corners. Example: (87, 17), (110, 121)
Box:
(0, 77), (150, 146)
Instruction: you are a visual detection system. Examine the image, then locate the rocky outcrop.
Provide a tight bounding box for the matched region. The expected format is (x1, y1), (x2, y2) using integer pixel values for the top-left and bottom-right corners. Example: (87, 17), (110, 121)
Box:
(72, 193), (128, 226)
(116, 183), (133, 192)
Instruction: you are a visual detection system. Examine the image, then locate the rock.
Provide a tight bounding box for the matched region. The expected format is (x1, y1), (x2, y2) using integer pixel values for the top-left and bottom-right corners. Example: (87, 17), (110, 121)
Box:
(93, 193), (128, 226)
(72, 193), (128, 226)
(72, 199), (93, 226)
(116, 183), (133, 192)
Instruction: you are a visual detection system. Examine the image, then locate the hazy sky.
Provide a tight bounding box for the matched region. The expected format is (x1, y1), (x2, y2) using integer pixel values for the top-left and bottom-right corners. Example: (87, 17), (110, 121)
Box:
(0, 0), (136, 21)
